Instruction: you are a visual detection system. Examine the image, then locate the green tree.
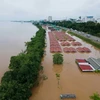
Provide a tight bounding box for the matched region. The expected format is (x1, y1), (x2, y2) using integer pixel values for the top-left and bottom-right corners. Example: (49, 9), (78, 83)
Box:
(53, 53), (63, 64)
(90, 93), (100, 100)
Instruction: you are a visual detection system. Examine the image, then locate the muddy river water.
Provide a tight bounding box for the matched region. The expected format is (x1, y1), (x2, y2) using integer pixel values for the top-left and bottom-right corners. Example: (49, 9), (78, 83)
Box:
(0, 23), (100, 100)
(30, 29), (100, 100)
(0, 22), (38, 80)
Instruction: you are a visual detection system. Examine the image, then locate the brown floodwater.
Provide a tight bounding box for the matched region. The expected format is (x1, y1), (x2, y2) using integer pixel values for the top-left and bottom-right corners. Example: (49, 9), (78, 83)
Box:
(30, 30), (100, 100)
(0, 22), (38, 81)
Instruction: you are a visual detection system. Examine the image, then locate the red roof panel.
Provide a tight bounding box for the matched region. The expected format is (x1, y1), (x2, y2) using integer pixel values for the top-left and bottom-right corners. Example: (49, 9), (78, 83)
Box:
(79, 64), (93, 71)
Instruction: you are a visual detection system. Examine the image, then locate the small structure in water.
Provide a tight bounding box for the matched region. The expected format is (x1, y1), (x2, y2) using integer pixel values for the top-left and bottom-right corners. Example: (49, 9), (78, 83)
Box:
(60, 94), (76, 99)
(75, 59), (94, 71)
(75, 57), (100, 72)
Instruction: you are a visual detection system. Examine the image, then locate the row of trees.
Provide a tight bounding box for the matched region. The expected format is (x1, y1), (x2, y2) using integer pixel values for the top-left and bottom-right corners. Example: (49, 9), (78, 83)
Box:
(49, 21), (100, 37)
(0, 24), (46, 100)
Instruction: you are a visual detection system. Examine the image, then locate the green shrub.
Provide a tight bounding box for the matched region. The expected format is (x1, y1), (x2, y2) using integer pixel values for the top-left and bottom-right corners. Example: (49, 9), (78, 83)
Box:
(90, 92), (100, 100)
(53, 53), (63, 64)
(95, 70), (100, 73)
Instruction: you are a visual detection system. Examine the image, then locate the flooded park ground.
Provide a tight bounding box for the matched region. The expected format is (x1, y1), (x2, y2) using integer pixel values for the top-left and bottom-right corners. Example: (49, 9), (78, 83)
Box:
(30, 28), (100, 100)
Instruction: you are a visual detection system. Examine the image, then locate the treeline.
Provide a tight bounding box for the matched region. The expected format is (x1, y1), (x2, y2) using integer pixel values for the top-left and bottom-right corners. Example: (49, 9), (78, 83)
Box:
(50, 21), (100, 37)
(0, 24), (46, 100)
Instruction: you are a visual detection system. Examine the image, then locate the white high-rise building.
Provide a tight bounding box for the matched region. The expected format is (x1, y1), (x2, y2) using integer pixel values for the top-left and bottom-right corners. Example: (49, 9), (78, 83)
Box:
(48, 16), (52, 22)
(85, 16), (95, 22)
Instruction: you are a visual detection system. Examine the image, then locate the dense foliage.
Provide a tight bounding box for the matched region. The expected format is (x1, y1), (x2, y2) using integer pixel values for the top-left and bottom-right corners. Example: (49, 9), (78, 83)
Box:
(50, 21), (100, 37)
(90, 93), (100, 100)
(53, 53), (63, 64)
(0, 24), (46, 100)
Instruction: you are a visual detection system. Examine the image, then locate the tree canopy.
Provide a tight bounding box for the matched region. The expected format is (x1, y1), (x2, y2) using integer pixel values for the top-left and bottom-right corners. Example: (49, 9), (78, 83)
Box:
(53, 53), (63, 64)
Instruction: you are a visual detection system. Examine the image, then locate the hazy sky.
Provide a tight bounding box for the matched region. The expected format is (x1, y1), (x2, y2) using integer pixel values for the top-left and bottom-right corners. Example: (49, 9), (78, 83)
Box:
(0, 0), (100, 20)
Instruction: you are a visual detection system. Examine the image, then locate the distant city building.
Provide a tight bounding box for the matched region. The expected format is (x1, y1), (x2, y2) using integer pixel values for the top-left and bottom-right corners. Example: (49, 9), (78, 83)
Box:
(82, 17), (85, 22)
(48, 16), (52, 22)
(69, 18), (76, 22)
(76, 20), (82, 23)
(67, 16), (97, 23)
(76, 16), (82, 23)
(85, 16), (95, 22)
(97, 18), (100, 23)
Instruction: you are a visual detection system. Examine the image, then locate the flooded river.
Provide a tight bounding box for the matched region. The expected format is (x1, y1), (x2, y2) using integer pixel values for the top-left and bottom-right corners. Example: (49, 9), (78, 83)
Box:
(0, 23), (100, 100)
(30, 29), (100, 100)
(0, 22), (38, 80)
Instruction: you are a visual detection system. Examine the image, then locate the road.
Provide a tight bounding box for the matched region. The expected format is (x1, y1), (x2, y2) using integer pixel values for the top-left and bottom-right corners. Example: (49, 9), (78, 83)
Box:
(70, 29), (100, 43)
(59, 26), (100, 44)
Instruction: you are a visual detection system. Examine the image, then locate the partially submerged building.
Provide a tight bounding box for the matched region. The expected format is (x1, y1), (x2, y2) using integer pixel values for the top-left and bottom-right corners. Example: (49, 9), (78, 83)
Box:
(87, 57), (100, 70)
(76, 57), (100, 72)
(76, 59), (94, 71)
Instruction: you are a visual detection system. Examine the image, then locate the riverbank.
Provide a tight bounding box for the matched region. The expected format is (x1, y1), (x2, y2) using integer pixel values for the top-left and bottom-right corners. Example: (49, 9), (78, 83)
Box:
(0, 24), (46, 100)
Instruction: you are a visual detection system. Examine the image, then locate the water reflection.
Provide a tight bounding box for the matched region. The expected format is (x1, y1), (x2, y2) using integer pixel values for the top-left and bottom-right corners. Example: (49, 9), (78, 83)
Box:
(52, 64), (63, 73)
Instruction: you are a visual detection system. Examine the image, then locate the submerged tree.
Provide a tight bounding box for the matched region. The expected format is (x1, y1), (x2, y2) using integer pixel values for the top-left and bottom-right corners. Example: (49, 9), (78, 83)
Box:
(90, 92), (100, 100)
(53, 53), (63, 64)
(56, 73), (60, 85)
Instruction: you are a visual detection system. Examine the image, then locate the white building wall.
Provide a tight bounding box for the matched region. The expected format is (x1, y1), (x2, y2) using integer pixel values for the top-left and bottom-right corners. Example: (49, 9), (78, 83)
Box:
(48, 16), (52, 22)
(85, 16), (95, 22)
